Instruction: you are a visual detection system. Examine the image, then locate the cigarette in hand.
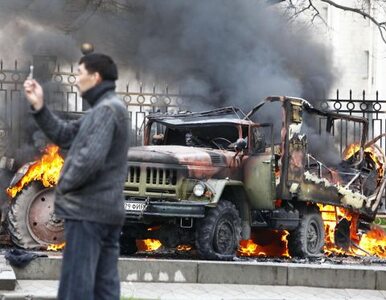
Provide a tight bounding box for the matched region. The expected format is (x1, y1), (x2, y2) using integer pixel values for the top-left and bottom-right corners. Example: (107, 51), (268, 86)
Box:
(27, 65), (34, 80)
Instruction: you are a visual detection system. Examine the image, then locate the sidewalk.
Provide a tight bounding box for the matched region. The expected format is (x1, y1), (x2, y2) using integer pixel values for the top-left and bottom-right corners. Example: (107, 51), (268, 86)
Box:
(0, 280), (385, 300)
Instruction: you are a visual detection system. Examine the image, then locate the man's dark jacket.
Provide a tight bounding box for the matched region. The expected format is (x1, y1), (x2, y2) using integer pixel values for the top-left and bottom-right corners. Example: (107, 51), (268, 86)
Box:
(32, 81), (129, 225)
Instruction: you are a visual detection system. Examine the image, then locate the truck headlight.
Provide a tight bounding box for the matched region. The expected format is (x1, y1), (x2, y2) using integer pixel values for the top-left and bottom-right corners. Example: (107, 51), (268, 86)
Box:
(193, 182), (205, 197)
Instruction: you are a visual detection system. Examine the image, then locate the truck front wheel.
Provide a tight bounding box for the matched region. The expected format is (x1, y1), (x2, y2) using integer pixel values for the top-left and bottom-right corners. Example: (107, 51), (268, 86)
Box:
(288, 207), (325, 257)
(195, 200), (241, 260)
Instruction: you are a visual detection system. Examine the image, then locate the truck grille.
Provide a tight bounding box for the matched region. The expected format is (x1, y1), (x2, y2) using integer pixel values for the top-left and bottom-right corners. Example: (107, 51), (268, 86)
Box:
(128, 166), (140, 183)
(146, 167), (177, 185)
(125, 165), (178, 197)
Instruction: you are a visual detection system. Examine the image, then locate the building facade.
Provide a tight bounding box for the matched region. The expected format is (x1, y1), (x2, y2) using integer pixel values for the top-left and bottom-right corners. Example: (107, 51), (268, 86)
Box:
(280, 0), (386, 98)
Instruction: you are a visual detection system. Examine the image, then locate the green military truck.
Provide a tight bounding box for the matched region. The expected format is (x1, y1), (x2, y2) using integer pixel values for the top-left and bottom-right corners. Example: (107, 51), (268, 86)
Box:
(119, 96), (385, 259)
(6, 96), (386, 259)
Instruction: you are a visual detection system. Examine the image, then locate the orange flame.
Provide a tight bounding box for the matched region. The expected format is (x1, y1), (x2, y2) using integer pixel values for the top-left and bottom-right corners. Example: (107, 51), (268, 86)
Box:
(47, 242), (66, 251)
(343, 143), (385, 178)
(237, 206), (385, 259)
(356, 226), (386, 256)
(137, 239), (162, 251)
(319, 204), (355, 256)
(6, 145), (64, 198)
(343, 143), (361, 161)
(136, 240), (193, 252)
(318, 204), (386, 258)
(176, 244), (192, 251)
(238, 230), (290, 258)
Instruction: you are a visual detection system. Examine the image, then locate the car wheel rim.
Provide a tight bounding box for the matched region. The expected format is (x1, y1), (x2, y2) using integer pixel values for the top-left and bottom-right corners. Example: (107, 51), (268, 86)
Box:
(307, 221), (320, 253)
(26, 187), (64, 245)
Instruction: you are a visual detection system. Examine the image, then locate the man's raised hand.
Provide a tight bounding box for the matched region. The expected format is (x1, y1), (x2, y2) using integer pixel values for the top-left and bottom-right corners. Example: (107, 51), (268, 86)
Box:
(23, 79), (44, 111)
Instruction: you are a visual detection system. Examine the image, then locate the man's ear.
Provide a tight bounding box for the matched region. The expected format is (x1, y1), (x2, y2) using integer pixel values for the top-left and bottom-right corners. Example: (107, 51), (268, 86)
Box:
(95, 72), (103, 84)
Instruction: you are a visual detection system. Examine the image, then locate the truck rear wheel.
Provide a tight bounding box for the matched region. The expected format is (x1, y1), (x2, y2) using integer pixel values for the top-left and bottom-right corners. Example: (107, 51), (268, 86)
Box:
(6, 181), (64, 249)
(195, 200), (241, 260)
(288, 206), (325, 257)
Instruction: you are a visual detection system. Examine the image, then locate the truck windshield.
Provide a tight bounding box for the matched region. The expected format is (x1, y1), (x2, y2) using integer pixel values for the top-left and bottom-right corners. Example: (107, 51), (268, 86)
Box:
(149, 121), (240, 149)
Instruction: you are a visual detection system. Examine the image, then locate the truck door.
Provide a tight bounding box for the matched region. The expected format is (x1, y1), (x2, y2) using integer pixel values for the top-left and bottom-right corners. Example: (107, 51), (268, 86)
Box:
(243, 124), (276, 209)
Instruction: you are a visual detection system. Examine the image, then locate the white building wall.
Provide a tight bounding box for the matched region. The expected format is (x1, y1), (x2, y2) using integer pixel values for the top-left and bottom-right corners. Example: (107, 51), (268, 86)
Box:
(372, 4), (386, 98)
(283, 0), (386, 99)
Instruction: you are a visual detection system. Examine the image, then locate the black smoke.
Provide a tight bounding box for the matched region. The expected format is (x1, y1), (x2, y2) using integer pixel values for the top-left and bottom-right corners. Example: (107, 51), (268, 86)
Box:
(0, 0), (335, 111)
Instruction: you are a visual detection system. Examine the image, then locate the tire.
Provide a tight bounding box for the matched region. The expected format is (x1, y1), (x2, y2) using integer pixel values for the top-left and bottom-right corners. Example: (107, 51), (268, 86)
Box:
(288, 206), (325, 258)
(6, 181), (64, 249)
(195, 200), (241, 260)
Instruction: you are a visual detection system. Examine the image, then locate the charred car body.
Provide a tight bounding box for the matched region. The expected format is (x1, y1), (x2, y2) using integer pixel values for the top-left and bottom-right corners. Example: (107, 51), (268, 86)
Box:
(120, 96), (385, 259)
(5, 96), (386, 259)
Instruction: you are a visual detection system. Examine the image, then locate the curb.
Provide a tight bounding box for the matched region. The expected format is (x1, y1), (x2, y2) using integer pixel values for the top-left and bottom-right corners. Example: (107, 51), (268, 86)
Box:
(9, 256), (386, 290)
(0, 257), (16, 291)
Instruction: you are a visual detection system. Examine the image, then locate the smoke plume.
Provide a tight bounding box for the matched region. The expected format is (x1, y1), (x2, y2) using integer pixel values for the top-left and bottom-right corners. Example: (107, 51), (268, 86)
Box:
(0, 0), (335, 110)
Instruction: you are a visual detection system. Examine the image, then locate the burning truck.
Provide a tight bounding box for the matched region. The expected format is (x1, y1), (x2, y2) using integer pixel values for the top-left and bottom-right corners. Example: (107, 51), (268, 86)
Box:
(4, 96), (386, 259)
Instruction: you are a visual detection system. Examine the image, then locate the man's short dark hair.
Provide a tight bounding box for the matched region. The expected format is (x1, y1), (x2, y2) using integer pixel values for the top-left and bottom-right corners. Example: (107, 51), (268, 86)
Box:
(79, 53), (118, 81)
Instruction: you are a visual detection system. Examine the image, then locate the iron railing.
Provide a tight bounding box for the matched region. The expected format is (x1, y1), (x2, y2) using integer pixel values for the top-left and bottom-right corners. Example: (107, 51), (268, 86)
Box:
(0, 59), (190, 148)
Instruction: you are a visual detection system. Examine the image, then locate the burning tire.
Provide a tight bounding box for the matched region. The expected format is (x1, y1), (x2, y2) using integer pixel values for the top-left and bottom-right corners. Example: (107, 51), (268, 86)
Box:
(195, 200), (241, 260)
(6, 181), (64, 249)
(288, 206), (325, 257)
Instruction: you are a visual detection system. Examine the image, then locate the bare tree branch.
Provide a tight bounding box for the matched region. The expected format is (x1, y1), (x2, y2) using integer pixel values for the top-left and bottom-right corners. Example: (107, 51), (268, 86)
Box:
(309, 0), (328, 26)
(320, 0), (386, 43)
(284, 0), (313, 21)
(278, 0), (386, 44)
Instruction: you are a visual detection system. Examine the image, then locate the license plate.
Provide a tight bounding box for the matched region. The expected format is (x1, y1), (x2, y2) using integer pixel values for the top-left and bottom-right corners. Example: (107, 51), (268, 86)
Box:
(124, 201), (146, 211)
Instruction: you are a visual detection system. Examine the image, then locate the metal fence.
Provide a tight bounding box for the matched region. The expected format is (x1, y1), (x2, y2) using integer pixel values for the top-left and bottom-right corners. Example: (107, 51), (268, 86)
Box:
(315, 90), (386, 213)
(0, 58), (189, 149)
(318, 90), (386, 147)
(49, 63), (191, 146)
(0, 58), (385, 212)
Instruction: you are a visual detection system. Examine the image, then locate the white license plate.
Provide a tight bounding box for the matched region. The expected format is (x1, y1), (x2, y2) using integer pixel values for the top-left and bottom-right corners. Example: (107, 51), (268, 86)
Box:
(124, 201), (146, 211)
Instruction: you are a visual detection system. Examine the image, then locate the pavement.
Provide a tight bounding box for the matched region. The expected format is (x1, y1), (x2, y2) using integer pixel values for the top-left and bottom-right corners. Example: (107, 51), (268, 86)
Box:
(0, 280), (385, 300)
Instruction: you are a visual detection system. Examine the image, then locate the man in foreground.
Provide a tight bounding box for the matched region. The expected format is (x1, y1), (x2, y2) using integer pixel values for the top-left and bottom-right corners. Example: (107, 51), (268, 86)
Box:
(24, 53), (129, 300)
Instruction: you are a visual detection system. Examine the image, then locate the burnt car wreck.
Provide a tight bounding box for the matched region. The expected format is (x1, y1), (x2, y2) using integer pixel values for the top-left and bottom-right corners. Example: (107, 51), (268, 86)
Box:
(5, 96), (385, 259)
(119, 96), (385, 259)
